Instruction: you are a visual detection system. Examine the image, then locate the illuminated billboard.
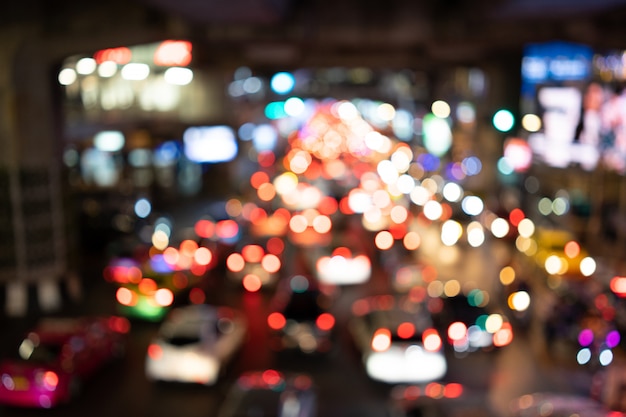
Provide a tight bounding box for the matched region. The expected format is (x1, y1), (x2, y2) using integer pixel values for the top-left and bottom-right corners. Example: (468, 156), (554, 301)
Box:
(522, 41), (626, 174)
(59, 40), (222, 130)
(183, 126), (238, 163)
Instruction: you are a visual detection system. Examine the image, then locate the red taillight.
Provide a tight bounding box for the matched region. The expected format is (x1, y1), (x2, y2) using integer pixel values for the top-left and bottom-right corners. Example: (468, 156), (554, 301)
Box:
(315, 313), (335, 331)
(147, 344), (163, 360)
(43, 371), (58, 389)
(397, 322), (415, 339)
(243, 274), (262, 292)
(444, 382), (463, 398)
(36, 370), (58, 391)
(155, 288), (174, 307)
(116, 287), (137, 306)
(267, 312), (286, 330)
(371, 328), (391, 352)
(423, 328), (442, 352)
(261, 369), (283, 387)
(493, 322), (514, 347)
(108, 316), (131, 334)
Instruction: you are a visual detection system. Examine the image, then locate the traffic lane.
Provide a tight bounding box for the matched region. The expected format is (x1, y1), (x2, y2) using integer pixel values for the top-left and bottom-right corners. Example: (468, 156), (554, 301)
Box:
(0, 258), (535, 417)
(0, 279), (396, 417)
(0, 326), (394, 417)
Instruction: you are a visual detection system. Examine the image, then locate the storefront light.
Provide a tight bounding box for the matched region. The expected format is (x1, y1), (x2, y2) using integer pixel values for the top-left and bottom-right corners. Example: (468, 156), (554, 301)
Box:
(183, 126), (238, 163)
(431, 100), (451, 118)
(58, 68), (77, 86)
(94, 131), (125, 152)
(121, 63), (150, 81)
(98, 61), (118, 78)
(76, 57), (97, 75)
(164, 67), (193, 85)
(154, 40), (192, 66)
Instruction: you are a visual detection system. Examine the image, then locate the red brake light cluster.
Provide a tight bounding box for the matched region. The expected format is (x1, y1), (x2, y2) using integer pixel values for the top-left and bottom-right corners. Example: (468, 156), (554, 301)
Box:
(147, 344), (163, 360)
(267, 312), (286, 330)
(35, 370), (59, 391)
(422, 328), (442, 351)
(108, 316), (131, 334)
(238, 370), (285, 389)
(315, 313), (335, 331)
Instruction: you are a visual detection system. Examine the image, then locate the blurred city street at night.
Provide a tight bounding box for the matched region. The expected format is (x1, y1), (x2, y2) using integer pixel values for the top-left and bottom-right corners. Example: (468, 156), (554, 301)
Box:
(3, 1), (626, 416)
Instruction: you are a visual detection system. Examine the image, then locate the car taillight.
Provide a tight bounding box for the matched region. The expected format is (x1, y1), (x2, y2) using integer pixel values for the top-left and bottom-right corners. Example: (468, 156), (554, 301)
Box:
(315, 313), (335, 331)
(397, 322), (415, 339)
(35, 370), (58, 391)
(108, 316), (131, 334)
(493, 322), (514, 347)
(422, 328), (442, 352)
(371, 328), (391, 352)
(261, 369), (283, 387)
(116, 287), (137, 306)
(154, 288), (174, 307)
(147, 344), (163, 360)
(267, 312), (286, 330)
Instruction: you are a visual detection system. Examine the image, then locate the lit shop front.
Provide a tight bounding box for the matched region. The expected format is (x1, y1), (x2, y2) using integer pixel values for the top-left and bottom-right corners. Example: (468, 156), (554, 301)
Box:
(58, 39), (230, 198)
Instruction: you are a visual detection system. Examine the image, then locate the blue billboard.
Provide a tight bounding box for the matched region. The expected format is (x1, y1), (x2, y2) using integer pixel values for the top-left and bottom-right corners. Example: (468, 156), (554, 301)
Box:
(521, 41), (594, 96)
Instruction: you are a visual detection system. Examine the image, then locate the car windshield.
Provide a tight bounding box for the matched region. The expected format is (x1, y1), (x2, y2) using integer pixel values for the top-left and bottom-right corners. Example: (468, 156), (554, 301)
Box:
(164, 335), (201, 346)
(434, 296), (485, 326)
(283, 291), (324, 321)
(161, 316), (222, 345)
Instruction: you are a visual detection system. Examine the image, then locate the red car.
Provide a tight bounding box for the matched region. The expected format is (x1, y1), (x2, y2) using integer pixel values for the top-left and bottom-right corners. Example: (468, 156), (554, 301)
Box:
(0, 315), (130, 408)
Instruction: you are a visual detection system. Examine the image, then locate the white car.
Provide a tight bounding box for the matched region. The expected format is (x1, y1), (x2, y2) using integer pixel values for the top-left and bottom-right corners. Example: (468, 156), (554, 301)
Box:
(145, 304), (247, 385)
(348, 295), (447, 385)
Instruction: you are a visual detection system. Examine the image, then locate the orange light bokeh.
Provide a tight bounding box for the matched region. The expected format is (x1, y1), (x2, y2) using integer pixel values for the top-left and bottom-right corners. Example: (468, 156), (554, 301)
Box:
(243, 274), (262, 292)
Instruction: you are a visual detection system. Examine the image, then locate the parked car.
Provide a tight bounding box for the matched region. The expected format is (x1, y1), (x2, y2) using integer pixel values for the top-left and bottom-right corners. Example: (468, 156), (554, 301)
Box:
(348, 294), (447, 384)
(266, 274), (337, 354)
(216, 369), (317, 417)
(0, 315), (130, 408)
(145, 303), (247, 385)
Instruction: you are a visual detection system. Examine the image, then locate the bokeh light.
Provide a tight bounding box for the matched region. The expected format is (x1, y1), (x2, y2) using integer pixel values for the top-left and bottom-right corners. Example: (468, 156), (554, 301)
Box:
(431, 100), (451, 118)
(270, 72), (295, 94)
(508, 291), (530, 311)
(521, 114), (541, 132)
(492, 109), (515, 132)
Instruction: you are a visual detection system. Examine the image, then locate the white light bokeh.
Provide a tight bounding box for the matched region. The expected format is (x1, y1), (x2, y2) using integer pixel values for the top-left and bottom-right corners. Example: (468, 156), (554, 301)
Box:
(490, 218), (510, 238)
(431, 100), (451, 118)
(76, 57), (97, 75)
(121, 63), (150, 80)
(461, 195), (484, 216)
(442, 182), (463, 202)
(58, 68), (77, 86)
(441, 220), (463, 246)
(424, 200), (443, 221)
(164, 67), (194, 85)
